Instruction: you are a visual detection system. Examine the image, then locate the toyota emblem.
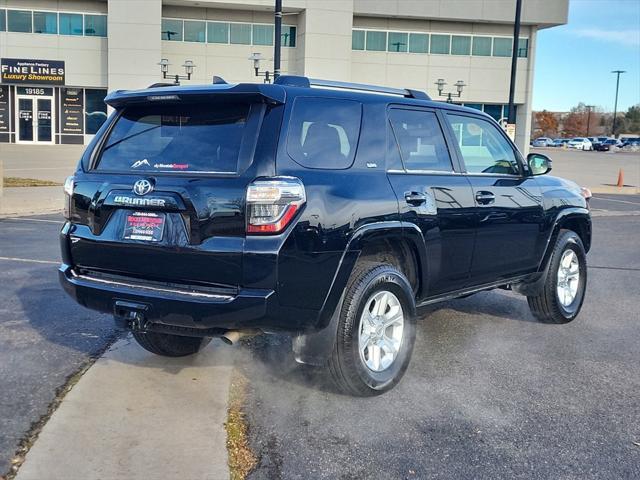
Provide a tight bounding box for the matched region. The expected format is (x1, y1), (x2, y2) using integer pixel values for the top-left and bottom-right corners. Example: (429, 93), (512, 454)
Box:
(133, 179), (153, 196)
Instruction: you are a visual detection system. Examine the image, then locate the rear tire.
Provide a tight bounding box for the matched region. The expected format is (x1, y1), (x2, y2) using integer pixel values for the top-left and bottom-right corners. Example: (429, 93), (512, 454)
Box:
(527, 230), (587, 324)
(132, 330), (212, 357)
(328, 262), (416, 396)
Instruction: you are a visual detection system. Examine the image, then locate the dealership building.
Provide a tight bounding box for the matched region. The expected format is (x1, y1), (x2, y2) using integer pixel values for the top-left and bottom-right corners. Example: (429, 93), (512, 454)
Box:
(0, 0), (568, 153)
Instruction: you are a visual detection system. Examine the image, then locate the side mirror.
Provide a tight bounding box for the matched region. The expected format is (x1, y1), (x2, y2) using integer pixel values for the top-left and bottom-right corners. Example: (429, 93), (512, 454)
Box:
(527, 153), (552, 176)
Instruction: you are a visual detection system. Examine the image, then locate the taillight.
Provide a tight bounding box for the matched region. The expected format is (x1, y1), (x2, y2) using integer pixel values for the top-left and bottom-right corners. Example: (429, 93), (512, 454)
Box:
(63, 175), (75, 220)
(246, 177), (305, 234)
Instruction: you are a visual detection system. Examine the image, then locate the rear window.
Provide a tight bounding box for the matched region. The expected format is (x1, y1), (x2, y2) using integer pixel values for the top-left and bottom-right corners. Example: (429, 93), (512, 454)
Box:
(286, 97), (362, 169)
(96, 103), (250, 173)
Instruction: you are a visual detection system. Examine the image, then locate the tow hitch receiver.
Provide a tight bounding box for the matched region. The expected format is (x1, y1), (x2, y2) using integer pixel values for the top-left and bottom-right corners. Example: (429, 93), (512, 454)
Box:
(114, 300), (149, 330)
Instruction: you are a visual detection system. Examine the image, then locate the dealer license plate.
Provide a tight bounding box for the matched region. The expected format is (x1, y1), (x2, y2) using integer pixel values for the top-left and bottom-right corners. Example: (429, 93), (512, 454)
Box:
(123, 211), (165, 242)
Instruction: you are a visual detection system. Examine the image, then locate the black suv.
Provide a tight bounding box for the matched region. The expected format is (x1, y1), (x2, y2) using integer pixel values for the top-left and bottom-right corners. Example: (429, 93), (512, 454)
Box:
(60, 76), (591, 396)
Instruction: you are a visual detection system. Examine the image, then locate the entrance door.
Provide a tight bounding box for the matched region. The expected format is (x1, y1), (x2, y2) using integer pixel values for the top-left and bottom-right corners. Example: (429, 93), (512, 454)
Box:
(16, 88), (55, 144)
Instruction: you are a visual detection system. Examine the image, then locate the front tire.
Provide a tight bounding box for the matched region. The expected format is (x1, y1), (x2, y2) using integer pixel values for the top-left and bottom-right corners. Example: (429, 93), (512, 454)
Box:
(328, 262), (416, 396)
(132, 330), (212, 357)
(527, 230), (587, 324)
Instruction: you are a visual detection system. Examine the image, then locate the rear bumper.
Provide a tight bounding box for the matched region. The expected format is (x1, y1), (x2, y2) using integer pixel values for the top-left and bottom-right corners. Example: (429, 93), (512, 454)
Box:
(59, 264), (315, 332)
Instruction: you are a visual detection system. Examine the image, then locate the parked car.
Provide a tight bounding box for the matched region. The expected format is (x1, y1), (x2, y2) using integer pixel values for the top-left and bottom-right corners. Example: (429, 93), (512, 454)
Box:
(532, 137), (554, 147)
(551, 138), (567, 147)
(567, 137), (593, 150)
(594, 139), (621, 151)
(620, 138), (640, 148)
(59, 76), (592, 396)
(587, 137), (602, 148)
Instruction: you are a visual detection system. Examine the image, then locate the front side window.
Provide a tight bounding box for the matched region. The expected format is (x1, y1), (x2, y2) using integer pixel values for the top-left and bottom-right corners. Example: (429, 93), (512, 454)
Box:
(59, 13), (83, 35)
(446, 114), (519, 175)
(96, 103), (250, 173)
(8, 10), (32, 33)
(161, 19), (182, 41)
(84, 14), (107, 36)
(34, 12), (58, 34)
(184, 20), (205, 42)
(287, 97), (362, 170)
(389, 109), (453, 172)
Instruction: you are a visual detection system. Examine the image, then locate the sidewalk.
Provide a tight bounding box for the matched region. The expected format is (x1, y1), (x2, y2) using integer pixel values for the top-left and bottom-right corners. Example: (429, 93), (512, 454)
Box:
(0, 187), (63, 217)
(15, 337), (233, 480)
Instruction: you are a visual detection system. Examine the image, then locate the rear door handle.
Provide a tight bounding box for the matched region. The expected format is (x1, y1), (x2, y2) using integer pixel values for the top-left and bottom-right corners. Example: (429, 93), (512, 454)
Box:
(475, 191), (495, 205)
(404, 192), (427, 206)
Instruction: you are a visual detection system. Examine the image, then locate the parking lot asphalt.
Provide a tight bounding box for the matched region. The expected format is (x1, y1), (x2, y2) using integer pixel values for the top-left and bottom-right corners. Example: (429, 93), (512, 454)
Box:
(0, 215), (115, 476)
(1, 197), (639, 479)
(241, 208), (640, 479)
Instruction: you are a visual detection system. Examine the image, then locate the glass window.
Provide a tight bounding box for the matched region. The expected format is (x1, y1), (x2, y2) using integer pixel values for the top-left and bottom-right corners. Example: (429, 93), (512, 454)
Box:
(366, 31), (387, 51)
(451, 35), (471, 55)
(483, 104), (503, 122)
(252, 24), (273, 46)
(388, 32), (408, 52)
(352, 30), (365, 50)
(59, 13), (83, 35)
(282, 26), (296, 47)
(446, 114), (519, 175)
(493, 37), (512, 57)
(97, 103), (250, 173)
(287, 97), (362, 170)
(408, 33), (428, 53)
(464, 103), (483, 111)
(430, 34), (450, 54)
(517, 38), (529, 58)
(472, 36), (492, 56)
(84, 14), (106, 37)
(161, 19), (182, 41)
(85, 89), (108, 135)
(230, 23), (251, 44)
(207, 22), (228, 43)
(184, 20), (205, 42)
(389, 109), (453, 172)
(33, 12), (58, 34)
(0, 10), (5, 32)
(8, 10), (32, 33)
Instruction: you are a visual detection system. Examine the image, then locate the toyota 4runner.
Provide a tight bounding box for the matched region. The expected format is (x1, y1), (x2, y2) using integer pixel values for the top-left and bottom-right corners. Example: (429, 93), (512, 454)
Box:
(59, 76), (591, 396)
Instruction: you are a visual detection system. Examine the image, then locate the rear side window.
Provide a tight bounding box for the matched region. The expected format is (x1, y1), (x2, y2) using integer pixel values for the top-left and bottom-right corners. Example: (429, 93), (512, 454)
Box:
(389, 109), (453, 172)
(286, 97), (362, 169)
(96, 103), (250, 173)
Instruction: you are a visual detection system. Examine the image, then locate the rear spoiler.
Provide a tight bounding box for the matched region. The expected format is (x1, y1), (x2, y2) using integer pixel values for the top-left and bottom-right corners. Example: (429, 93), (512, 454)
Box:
(105, 83), (286, 109)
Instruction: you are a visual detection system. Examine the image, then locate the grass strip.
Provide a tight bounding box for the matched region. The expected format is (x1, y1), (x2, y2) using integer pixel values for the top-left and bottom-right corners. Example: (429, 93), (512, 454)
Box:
(3, 177), (62, 187)
(225, 369), (258, 480)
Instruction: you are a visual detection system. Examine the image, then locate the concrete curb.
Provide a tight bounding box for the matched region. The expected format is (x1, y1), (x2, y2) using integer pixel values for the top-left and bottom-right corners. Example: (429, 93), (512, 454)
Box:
(15, 337), (234, 480)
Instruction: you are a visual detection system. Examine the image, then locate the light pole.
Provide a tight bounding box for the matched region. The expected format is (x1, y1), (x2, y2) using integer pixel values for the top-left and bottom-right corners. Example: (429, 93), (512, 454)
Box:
(157, 59), (195, 85)
(611, 70), (626, 136)
(248, 53), (272, 83)
(507, 0), (523, 124)
(585, 105), (594, 136)
(435, 79), (466, 103)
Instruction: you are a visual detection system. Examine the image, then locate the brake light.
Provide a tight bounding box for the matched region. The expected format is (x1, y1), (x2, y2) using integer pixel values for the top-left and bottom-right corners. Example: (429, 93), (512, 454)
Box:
(63, 175), (75, 220)
(246, 177), (305, 234)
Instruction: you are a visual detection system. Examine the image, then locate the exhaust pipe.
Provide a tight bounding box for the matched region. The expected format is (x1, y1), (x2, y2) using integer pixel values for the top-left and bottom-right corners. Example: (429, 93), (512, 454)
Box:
(220, 329), (260, 345)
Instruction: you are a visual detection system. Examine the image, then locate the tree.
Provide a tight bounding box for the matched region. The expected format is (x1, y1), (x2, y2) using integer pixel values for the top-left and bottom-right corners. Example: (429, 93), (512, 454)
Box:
(534, 110), (559, 137)
(561, 103), (590, 137)
(624, 104), (640, 134)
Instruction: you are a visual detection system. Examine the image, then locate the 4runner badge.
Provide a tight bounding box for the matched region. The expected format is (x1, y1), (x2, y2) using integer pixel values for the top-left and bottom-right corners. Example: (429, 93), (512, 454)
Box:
(133, 179), (153, 196)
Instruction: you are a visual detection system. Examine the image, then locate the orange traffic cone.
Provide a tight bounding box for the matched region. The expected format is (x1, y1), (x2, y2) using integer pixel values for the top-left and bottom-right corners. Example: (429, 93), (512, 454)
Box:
(616, 169), (624, 187)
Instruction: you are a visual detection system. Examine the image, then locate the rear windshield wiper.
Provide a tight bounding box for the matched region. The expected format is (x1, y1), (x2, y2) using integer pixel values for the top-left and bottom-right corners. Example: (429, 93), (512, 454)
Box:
(102, 125), (161, 152)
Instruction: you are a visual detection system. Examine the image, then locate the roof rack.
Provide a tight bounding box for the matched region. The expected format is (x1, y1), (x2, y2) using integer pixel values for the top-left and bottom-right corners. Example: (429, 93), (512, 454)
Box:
(274, 75), (430, 100)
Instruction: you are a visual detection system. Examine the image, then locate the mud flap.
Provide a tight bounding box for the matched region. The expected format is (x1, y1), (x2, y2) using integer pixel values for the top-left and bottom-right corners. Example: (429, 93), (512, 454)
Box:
(291, 294), (344, 366)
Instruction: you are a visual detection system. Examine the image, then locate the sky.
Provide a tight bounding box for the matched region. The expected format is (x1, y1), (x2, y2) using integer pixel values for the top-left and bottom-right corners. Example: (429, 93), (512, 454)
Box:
(532, 0), (640, 112)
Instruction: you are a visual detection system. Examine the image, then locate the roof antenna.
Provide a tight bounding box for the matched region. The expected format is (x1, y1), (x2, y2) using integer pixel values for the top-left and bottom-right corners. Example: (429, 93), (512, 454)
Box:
(212, 76), (228, 85)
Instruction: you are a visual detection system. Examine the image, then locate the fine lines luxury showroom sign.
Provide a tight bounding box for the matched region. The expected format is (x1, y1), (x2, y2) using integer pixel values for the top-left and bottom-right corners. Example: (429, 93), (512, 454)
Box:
(0, 58), (66, 85)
